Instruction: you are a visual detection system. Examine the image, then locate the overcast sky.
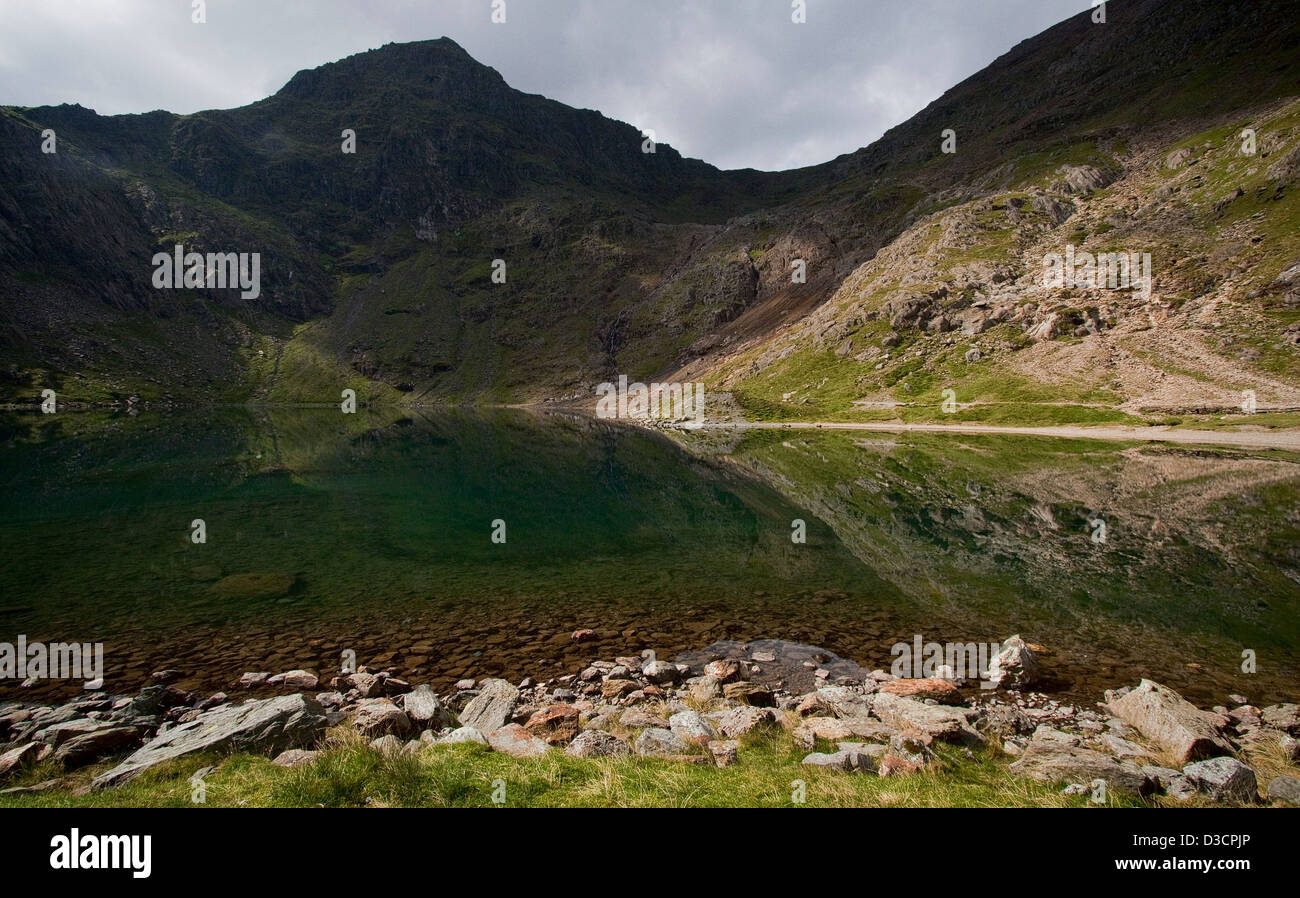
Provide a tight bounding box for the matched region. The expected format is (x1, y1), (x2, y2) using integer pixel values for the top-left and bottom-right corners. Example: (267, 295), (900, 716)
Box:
(0, 0), (1087, 171)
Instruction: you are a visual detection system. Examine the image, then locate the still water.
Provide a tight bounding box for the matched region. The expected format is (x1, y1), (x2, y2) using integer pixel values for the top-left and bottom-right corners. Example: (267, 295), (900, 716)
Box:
(1, 407), (1297, 705)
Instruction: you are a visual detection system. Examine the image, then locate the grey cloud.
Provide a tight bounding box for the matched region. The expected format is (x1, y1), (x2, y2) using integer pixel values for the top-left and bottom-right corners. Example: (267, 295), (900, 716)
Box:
(0, 0), (1086, 171)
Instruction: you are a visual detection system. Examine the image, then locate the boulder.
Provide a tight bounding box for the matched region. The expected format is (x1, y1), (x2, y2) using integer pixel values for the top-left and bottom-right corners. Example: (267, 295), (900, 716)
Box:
(92, 694), (327, 789)
(523, 705), (580, 745)
(708, 740), (739, 768)
(487, 724), (551, 759)
(879, 678), (962, 704)
(437, 726), (488, 746)
(801, 750), (872, 772)
(1182, 757), (1257, 803)
(619, 710), (670, 729)
(878, 754), (925, 778)
(793, 716), (893, 748)
(53, 726), (145, 769)
(457, 678), (518, 733)
(814, 686), (874, 719)
(0, 742), (41, 778)
(704, 659), (746, 683)
(369, 734), (403, 755)
(1009, 729), (1152, 795)
(1266, 775), (1300, 806)
(281, 670), (318, 690)
(871, 693), (984, 746)
(1107, 680), (1232, 763)
(565, 730), (631, 759)
(642, 660), (680, 685)
(634, 728), (692, 757)
(669, 710), (718, 746)
(723, 682), (775, 706)
(600, 679), (638, 701)
(353, 698), (412, 738)
(1261, 703), (1300, 734)
(985, 636), (1040, 690)
(713, 707), (778, 739)
(689, 676), (723, 702)
(402, 685), (452, 729)
(272, 749), (319, 768)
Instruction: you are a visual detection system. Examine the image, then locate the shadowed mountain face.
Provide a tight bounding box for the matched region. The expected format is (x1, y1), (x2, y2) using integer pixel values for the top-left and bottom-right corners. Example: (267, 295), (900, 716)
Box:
(1, 1), (1298, 406)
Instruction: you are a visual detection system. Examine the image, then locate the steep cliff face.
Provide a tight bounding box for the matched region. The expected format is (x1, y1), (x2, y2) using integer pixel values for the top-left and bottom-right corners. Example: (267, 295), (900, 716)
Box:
(1, 2), (1298, 408)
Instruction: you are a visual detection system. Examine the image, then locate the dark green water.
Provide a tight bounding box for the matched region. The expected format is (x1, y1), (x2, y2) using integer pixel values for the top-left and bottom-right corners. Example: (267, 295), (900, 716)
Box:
(1, 408), (1297, 706)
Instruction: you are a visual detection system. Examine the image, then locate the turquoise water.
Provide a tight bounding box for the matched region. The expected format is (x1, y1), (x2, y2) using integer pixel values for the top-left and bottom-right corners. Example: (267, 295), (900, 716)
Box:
(1, 408), (1297, 706)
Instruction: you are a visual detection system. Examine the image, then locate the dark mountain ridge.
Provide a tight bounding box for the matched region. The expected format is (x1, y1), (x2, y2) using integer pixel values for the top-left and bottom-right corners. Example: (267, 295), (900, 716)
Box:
(1, 1), (1297, 406)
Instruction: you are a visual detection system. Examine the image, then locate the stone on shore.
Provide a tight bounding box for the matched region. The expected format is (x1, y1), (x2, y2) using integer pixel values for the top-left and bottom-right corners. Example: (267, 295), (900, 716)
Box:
(402, 684), (453, 729)
(457, 678), (519, 733)
(92, 694), (327, 789)
(53, 726), (145, 769)
(1107, 680), (1232, 763)
(523, 704), (580, 744)
(985, 635), (1040, 689)
(634, 727), (692, 757)
(1009, 727), (1152, 795)
(281, 670), (319, 690)
(713, 707), (778, 739)
(871, 692), (984, 746)
(879, 678), (962, 704)
(352, 698), (412, 738)
(437, 726), (488, 745)
(801, 749), (872, 772)
(566, 730), (631, 758)
(488, 724), (551, 759)
(1266, 775), (1300, 805)
(669, 710), (718, 746)
(1182, 757), (1257, 803)
(272, 749), (319, 768)
(642, 660), (680, 685)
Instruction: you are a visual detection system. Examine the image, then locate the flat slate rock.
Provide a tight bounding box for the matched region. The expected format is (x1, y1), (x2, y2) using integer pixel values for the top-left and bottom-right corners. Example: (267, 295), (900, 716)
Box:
(91, 694), (326, 789)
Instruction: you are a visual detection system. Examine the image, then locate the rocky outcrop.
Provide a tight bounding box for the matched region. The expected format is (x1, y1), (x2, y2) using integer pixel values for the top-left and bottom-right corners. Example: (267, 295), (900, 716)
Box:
(91, 694), (327, 789)
(1009, 728), (1153, 796)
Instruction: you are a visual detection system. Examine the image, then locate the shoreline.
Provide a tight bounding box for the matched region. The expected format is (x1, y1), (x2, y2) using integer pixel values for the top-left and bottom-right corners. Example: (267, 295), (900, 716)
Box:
(2, 637), (1297, 807)
(6, 402), (1300, 452)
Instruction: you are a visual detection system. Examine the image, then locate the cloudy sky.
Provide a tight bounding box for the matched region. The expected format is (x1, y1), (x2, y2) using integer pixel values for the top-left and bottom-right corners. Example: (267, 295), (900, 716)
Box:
(0, 0), (1087, 171)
